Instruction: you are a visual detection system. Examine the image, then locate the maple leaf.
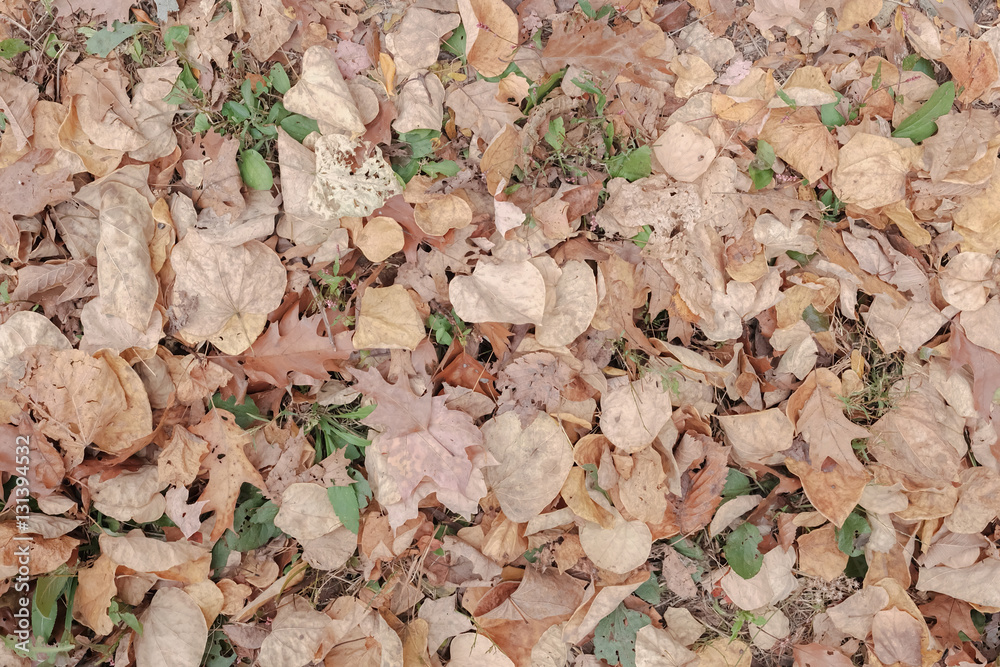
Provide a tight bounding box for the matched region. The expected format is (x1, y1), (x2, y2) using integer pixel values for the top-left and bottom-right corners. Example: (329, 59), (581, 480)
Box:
(352, 367), (433, 437)
(356, 369), (492, 527)
(190, 410), (267, 541)
(796, 386), (869, 473)
(242, 304), (351, 388)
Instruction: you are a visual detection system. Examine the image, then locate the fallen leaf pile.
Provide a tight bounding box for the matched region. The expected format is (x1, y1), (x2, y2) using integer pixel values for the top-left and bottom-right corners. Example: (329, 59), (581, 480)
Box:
(3, 0), (1000, 664)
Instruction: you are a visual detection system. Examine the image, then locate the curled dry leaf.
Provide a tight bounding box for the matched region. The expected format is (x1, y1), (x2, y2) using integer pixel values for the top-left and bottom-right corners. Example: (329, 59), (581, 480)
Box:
(653, 122), (716, 182)
(355, 215), (405, 262)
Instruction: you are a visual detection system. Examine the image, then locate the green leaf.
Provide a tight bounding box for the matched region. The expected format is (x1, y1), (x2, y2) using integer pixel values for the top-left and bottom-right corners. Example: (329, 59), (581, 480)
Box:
(193, 113), (211, 133)
(593, 603), (650, 667)
(164, 24), (189, 51)
(441, 23), (466, 58)
(44, 34), (63, 58)
(820, 100), (846, 128)
(802, 304), (830, 332)
(891, 81), (955, 143)
(748, 166), (773, 190)
(633, 576), (662, 604)
(835, 511), (870, 557)
(422, 160), (460, 178)
(0, 38), (30, 59)
(572, 76), (607, 114)
(722, 469), (752, 499)
(32, 573), (69, 641)
(211, 393), (265, 428)
(399, 128), (440, 159)
(724, 522), (764, 579)
(544, 116), (565, 151)
(755, 139), (775, 169)
(328, 484), (361, 534)
(83, 21), (153, 58)
(776, 89), (797, 110)
(280, 114), (320, 142)
(901, 53), (935, 78)
(631, 225), (652, 249)
(607, 145), (652, 182)
(239, 149), (273, 190)
(871, 62), (882, 91)
(269, 63), (291, 94)
(579, 0), (597, 18)
(786, 250), (814, 266)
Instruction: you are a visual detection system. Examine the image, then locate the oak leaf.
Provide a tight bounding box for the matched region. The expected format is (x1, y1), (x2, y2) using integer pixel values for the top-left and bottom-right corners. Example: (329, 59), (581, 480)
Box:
(243, 303), (349, 388)
(190, 410), (267, 541)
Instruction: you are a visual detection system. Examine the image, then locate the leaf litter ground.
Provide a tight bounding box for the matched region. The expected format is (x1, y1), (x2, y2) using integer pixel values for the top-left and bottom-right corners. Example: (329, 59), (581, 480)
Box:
(3, 0), (1000, 665)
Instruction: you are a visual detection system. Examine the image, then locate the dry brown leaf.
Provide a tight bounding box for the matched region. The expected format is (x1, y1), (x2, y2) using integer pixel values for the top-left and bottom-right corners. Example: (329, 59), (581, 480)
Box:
(243, 304), (350, 388)
(99, 530), (210, 583)
(73, 553), (118, 635)
(97, 182), (157, 331)
(917, 558), (1000, 607)
(385, 8), (462, 80)
(635, 625), (698, 667)
(232, 0), (294, 61)
(831, 133), (910, 210)
(190, 410), (268, 541)
(718, 409), (793, 465)
(600, 375), (673, 453)
(459, 0), (519, 77)
(354, 215), (404, 262)
(535, 259), (598, 348)
(871, 608), (924, 667)
(759, 106), (838, 183)
(864, 294), (947, 354)
(170, 230), (286, 354)
(482, 411), (574, 523)
(450, 260), (547, 325)
(579, 508), (653, 574)
(274, 482), (342, 541)
(353, 285), (425, 350)
(135, 588), (209, 667)
(797, 524), (849, 581)
(283, 46), (365, 136)
(720, 546), (796, 611)
(827, 586), (890, 640)
(653, 122), (716, 182)
(413, 194), (473, 236)
(357, 369), (490, 527)
(0, 72), (37, 150)
(0, 311), (71, 382)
